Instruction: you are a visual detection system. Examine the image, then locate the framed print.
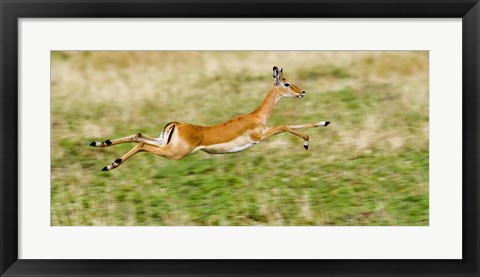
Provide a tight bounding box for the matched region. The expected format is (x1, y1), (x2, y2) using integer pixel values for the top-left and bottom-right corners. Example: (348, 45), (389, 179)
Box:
(1, 0), (479, 276)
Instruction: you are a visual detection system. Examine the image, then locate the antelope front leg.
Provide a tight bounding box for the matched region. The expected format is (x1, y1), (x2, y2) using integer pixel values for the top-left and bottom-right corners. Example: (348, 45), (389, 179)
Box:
(261, 121), (330, 150)
(90, 133), (161, 147)
(289, 121), (330, 130)
(262, 125), (310, 150)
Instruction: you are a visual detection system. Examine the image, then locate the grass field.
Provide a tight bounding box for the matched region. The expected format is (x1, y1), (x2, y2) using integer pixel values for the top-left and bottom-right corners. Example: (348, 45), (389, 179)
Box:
(51, 51), (429, 226)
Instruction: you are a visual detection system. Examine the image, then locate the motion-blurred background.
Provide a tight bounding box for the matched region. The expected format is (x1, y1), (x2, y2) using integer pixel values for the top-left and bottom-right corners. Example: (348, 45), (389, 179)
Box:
(51, 51), (429, 226)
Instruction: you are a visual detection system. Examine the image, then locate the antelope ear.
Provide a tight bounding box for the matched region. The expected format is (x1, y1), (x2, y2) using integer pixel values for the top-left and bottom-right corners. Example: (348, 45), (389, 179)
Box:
(279, 68), (284, 79)
(273, 66), (280, 86)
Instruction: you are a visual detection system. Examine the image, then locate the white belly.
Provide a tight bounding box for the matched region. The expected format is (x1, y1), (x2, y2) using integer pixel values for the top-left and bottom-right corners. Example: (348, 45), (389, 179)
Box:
(201, 137), (258, 154)
(227, 142), (257, 153)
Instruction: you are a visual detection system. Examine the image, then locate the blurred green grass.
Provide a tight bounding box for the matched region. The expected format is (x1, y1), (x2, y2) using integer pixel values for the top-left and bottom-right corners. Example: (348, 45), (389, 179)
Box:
(51, 51), (429, 226)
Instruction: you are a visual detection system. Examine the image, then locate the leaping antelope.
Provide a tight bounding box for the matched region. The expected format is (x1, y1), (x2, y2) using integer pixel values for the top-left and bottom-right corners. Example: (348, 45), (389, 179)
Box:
(90, 66), (330, 171)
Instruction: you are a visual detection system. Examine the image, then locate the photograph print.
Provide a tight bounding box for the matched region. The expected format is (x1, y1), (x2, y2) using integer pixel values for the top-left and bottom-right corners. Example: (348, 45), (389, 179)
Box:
(51, 51), (429, 226)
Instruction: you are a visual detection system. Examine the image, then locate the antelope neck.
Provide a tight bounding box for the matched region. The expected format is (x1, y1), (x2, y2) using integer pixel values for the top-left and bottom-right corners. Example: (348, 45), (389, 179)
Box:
(252, 88), (282, 120)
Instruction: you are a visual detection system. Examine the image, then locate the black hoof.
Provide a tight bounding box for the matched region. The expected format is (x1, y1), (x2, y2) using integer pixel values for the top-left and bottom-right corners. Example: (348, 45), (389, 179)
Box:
(105, 139), (112, 145)
(115, 159), (122, 164)
(324, 121), (330, 126)
(90, 141), (96, 146)
(304, 145), (309, 150)
(101, 166), (108, 171)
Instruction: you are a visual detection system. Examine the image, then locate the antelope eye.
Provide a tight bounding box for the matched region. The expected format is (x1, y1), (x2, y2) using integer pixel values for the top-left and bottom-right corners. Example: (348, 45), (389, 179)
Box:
(284, 83), (291, 87)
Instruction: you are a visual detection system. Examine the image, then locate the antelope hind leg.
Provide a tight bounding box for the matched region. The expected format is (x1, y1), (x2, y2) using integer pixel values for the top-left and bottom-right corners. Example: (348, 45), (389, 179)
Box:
(101, 143), (192, 171)
(90, 133), (161, 147)
(101, 143), (146, 171)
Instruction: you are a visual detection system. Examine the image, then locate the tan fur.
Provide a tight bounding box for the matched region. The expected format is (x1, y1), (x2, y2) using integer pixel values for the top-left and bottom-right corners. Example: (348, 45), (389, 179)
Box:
(93, 67), (329, 171)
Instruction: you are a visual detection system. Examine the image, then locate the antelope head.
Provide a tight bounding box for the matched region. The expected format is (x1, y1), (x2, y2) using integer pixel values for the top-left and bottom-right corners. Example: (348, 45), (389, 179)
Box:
(272, 66), (306, 98)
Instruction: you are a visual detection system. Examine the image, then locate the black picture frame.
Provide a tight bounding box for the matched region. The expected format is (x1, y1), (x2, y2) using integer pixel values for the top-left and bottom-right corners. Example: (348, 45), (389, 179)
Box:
(1, 0), (479, 276)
